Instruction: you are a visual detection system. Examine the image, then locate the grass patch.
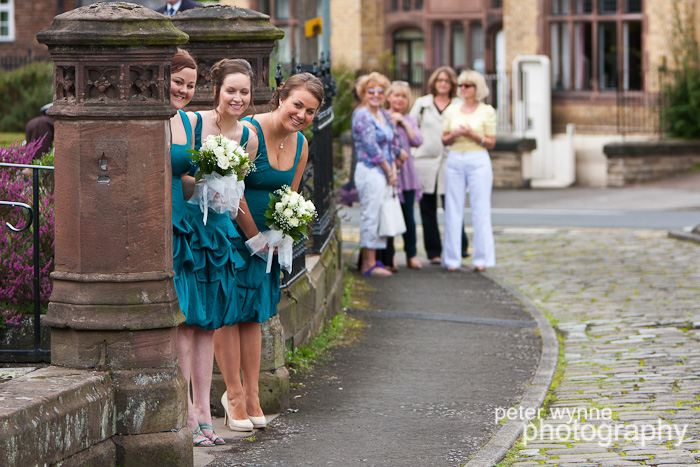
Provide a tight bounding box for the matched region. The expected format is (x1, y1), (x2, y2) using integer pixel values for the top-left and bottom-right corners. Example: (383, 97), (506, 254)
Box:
(0, 132), (25, 147)
(285, 269), (365, 373)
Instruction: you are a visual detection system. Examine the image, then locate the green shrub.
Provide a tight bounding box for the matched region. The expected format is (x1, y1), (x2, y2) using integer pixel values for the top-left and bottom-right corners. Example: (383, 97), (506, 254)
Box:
(0, 62), (53, 132)
(663, 70), (700, 139)
(662, 0), (700, 139)
(331, 65), (357, 137)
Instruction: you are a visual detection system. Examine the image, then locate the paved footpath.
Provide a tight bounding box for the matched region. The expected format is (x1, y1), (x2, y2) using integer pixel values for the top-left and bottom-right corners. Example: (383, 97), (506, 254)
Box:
(492, 227), (700, 466)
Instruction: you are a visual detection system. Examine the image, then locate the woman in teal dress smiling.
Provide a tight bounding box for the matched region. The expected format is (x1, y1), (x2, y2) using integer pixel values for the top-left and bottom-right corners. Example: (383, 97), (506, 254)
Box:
(168, 49), (219, 448)
(183, 58), (259, 437)
(214, 73), (324, 431)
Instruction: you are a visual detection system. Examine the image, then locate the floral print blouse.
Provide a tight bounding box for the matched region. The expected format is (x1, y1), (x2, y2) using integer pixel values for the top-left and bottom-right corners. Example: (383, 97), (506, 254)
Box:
(352, 107), (400, 169)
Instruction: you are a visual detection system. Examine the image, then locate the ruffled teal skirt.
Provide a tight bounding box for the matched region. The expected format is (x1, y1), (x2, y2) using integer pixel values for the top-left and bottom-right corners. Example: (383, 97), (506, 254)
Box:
(232, 226), (280, 324)
(172, 177), (202, 325)
(186, 203), (245, 330)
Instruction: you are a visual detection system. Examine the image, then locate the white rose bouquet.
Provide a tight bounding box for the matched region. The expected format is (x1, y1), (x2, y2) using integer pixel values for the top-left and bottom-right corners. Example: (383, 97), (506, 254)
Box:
(187, 134), (255, 225)
(264, 185), (317, 242)
(245, 185), (316, 274)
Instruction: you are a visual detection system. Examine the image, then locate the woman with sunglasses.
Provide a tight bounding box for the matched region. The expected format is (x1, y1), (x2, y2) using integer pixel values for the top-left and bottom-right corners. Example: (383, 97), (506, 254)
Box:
(352, 72), (403, 276)
(441, 70), (496, 272)
(409, 66), (469, 265)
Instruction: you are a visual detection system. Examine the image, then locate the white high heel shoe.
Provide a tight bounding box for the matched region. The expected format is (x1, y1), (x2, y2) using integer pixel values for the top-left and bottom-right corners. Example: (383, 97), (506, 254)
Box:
(221, 392), (253, 432)
(248, 415), (267, 429)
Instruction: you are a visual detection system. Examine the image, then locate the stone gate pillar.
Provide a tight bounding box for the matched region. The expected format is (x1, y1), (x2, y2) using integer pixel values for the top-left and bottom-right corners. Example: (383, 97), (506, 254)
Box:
(36, 3), (192, 465)
(171, 6), (290, 414)
(171, 5), (284, 112)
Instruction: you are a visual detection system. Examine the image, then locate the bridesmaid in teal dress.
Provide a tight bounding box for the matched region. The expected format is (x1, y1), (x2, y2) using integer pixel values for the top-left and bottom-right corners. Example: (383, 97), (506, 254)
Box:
(214, 73), (324, 431)
(169, 49), (220, 448)
(185, 59), (259, 433)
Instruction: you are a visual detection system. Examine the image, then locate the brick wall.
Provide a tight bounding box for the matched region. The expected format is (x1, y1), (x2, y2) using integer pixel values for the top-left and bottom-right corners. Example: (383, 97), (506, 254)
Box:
(330, 0), (385, 69)
(503, 0), (540, 72)
(646, 0), (677, 73)
(359, 0), (385, 68)
(330, 0), (362, 68)
(0, 0), (79, 59)
(553, 103), (618, 134)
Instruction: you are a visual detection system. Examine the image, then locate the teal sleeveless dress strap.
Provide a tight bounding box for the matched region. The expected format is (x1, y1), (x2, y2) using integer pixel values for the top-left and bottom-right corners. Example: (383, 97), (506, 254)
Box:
(184, 113), (246, 330)
(232, 117), (303, 324)
(171, 110), (202, 323)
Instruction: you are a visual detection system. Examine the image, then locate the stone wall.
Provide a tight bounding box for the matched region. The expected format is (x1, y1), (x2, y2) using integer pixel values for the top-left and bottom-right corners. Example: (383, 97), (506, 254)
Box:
(491, 137), (536, 189)
(604, 140), (700, 187)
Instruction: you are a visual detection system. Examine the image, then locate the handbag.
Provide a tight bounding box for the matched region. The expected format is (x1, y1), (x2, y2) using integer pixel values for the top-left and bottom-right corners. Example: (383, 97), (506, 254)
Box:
(378, 186), (407, 237)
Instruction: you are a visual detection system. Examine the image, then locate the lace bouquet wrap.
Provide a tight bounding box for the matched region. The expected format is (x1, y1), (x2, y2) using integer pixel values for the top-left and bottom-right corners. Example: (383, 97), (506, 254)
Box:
(246, 185), (317, 274)
(188, 134), (255, 225)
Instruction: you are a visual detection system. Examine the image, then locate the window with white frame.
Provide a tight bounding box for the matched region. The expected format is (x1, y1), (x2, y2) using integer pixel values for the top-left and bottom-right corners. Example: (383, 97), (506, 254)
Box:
(548, 0), (643, 91)
(0, 0), (14, 42)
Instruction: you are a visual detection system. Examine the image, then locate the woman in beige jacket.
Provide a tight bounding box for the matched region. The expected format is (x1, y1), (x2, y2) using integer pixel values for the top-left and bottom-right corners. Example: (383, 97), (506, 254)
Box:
(409, 66), (467, 264)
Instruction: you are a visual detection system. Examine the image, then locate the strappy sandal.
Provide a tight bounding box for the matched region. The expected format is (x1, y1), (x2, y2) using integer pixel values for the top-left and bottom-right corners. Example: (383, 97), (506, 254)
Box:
(198, 423), (226, 445)
(192, 426), (215, 447)
(362, 261), (392, 277)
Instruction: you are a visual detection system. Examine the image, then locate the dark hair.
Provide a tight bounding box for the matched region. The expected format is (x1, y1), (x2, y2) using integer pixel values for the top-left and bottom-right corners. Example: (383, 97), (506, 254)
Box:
(210, 58), (255, 129)
(270, 72), (324, 109)
(172, 48), (197, 74)
(427, 66), (458, 98)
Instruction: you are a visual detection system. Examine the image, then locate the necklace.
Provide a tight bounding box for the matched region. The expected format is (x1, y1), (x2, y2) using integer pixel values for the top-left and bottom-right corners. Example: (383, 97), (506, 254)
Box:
(279, 133), (290, 149)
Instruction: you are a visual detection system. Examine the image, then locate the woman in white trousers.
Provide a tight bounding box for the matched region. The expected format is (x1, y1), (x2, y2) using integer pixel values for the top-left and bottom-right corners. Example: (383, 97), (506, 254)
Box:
(441, 70), (497, 272)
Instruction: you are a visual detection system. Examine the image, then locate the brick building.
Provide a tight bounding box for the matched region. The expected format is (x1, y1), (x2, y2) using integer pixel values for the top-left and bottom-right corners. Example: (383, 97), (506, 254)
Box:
(0, 0), (79, 60)
(0, 0), (163, 64)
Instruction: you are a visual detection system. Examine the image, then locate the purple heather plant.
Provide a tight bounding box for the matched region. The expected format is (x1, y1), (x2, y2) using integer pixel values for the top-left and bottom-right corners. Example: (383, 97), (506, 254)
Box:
(0, 139), (54, 327)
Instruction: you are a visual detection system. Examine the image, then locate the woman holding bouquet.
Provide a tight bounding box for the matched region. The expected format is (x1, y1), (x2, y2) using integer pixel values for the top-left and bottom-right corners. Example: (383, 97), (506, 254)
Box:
(184, 58), (259, 434)
(168, 49), (221, 447)
(214, 72), (324, 431)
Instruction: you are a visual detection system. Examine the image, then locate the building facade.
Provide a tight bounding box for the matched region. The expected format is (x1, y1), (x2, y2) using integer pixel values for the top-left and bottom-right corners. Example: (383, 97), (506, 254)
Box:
(0, 0), (80, 60)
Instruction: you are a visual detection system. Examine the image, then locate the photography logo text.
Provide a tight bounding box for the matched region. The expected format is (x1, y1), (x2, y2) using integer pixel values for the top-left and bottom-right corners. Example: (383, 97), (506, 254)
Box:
(495, 406), (688, 447)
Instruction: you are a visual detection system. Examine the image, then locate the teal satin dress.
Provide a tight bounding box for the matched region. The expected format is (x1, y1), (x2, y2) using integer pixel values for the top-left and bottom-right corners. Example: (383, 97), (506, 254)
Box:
(233, 117), (303, 324)
(171, 110), (202, 325)
(185, 112), (246, 330)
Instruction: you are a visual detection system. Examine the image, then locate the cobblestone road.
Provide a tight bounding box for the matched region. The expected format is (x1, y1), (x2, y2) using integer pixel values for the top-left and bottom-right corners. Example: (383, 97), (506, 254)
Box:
(491, 228), (700, 466)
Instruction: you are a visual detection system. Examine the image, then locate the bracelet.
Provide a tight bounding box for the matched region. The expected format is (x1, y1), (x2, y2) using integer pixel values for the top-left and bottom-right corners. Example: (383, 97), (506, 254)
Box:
(479, 136), (486, 146)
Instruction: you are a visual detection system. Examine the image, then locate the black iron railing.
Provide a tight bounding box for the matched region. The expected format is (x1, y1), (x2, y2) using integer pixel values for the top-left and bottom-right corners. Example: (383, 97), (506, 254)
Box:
(0, 162), (53, 362)
(617, 68), (667, 138)
(0, 54), (49, 72)
(278, 53), (337, 288)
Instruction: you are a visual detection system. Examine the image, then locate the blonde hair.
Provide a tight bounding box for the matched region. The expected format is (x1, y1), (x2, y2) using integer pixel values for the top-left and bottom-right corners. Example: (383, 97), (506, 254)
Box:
(457, 70), (489, 102)
(355, 72), (391, 102)
(384, 81), (412, 114)
(427, 66), (458, 98)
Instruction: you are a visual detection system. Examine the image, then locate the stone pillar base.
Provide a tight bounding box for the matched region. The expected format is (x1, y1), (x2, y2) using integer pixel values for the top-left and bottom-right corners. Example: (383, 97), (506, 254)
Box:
(258, 366), (290, 414)
(55, 440), (117, 467)
(113, 429), (193, 467)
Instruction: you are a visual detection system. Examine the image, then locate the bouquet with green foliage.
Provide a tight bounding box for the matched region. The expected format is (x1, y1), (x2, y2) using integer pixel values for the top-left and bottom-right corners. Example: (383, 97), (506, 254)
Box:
(187, 134), (255, 224)
(264, 185), (317, 242)
(246, 185), (316, 274)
